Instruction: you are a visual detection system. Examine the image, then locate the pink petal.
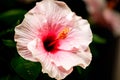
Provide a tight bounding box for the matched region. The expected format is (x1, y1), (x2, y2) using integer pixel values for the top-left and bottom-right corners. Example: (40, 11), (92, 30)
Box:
(42, 59), (73, 79)
(49, 48), (92, 71)
(58, 17), (92, 51)
(27, 38), (73, 79)
(29, 0), (74, 28)
(14, 14), (46, 61)
(27, 38), (47, 62)
(76, 47), (92, 68)
(30, 0), (71, 18)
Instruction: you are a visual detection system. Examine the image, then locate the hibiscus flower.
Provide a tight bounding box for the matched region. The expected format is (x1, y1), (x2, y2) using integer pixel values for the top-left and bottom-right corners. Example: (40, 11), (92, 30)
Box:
(14, 0), (93, 79)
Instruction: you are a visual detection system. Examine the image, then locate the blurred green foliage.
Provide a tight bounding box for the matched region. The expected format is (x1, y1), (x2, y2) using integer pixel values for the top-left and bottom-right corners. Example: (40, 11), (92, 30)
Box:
(0, 9), (27, 26)
(11, 56), (41, 80)
(0, 1), (43, 80)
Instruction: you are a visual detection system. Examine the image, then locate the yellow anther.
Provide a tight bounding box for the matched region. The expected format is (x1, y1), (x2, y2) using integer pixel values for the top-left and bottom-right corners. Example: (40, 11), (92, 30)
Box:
(57, 27), (70, 39)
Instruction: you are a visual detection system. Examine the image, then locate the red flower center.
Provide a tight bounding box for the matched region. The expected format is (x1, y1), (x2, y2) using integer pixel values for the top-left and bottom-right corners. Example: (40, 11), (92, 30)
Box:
(43, 27), (70, 53)
(43, 33), (59, 52)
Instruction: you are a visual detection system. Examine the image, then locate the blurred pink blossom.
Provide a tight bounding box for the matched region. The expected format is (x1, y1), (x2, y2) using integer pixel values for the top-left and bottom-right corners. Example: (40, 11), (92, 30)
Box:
(14, 0), (93, 79)
(103, 8), (120, 37)
(84, 0), (120, 36)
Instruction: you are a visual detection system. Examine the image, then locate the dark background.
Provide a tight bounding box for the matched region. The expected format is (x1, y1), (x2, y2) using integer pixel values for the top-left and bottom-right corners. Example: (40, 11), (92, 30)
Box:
(0, 0), (119, 80)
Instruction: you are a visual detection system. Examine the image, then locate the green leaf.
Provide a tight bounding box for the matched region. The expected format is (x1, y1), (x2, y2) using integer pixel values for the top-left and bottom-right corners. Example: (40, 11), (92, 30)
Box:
(2, 39), (16, 47)
(76, 66), (83, 75)
(93, 34), (106, 44)
(0, 75), (21, 80)
(0, 9), (27, 25)
(11, 56), (41, 80)
(0, 9), (26, 19)
(0, 28), (14, 37)
(90, 44), (99, 58)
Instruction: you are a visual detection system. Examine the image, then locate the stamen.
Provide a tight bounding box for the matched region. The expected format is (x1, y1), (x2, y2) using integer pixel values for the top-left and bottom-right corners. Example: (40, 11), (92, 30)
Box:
(44, 27), (70, 51)
(48, 39), (58, 47)
(47, 27), (70, 47)
(57, 27), (70, 39)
